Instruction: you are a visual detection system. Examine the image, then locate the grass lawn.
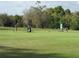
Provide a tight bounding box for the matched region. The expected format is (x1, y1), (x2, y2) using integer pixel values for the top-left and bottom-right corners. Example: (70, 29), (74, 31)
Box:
(0, 27), (79, 58)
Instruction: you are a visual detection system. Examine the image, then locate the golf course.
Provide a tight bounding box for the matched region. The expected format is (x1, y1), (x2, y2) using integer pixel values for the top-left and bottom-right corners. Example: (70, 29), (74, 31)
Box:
(0, 27), (79, 58)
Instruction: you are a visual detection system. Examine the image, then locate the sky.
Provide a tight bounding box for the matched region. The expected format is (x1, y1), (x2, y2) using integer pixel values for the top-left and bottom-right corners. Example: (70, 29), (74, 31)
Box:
(0, 1), (79, 15)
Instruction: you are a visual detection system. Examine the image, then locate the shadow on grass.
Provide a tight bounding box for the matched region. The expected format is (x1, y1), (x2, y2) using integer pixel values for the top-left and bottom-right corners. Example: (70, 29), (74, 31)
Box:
(0, 46), (66, 58)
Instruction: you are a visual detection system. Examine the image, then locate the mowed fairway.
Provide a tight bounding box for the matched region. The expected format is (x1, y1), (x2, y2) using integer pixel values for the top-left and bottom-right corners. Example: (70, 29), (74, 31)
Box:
(0, 28), (79, 58)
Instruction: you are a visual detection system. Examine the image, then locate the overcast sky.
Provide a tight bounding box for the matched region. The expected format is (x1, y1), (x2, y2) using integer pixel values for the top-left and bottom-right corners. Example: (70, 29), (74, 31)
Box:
(0, 1), (79, 15)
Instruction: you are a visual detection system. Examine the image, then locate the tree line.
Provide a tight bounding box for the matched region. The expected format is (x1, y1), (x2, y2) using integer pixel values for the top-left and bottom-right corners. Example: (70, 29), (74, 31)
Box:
(0, 5), (79, 30)
(23, 5), (79, 30)
(0, 14), (23, 27)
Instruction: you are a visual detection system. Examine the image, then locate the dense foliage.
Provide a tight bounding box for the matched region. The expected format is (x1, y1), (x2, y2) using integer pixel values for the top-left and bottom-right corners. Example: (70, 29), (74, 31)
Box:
(0, 14), (23, 27)
(23, 5), (79, 30)
(0, 5), (79, 30)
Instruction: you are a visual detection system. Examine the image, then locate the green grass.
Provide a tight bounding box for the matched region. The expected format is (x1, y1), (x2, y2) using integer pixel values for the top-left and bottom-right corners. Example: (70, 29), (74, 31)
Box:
(0, 27), (79, 57)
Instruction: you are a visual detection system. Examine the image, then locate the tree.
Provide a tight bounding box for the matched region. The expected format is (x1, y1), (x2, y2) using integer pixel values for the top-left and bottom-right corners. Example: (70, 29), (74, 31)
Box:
(23, 8), (33, 32)
(14, 15), (23, 31)
(23, 1), (46, 28)
(63, 9), (71, 29)
(70, 12), (79, 30)
(0, 14), (15, 27)
(65, 9), (71, 15)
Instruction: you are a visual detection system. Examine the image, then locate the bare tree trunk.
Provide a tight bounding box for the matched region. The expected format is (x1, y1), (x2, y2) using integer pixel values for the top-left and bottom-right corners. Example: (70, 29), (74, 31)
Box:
(15, 23), (18, 31)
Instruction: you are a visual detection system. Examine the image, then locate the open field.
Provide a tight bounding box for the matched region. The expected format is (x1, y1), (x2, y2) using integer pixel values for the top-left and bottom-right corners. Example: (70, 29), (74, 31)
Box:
(0, 27), (79, 58)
